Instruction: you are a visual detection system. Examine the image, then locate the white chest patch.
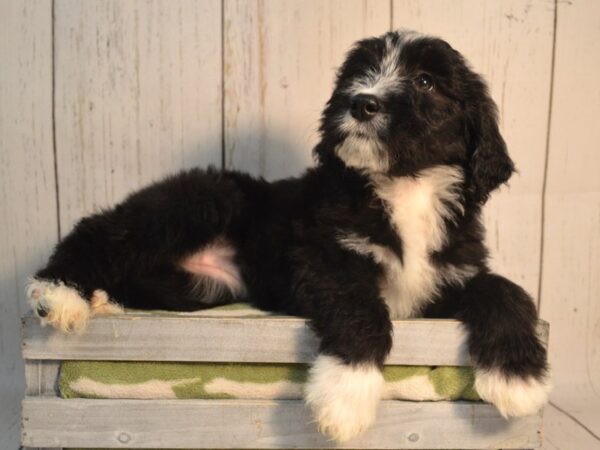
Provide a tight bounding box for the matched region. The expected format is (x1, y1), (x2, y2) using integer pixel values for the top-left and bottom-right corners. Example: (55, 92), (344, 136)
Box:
(339, 165), (477, 318)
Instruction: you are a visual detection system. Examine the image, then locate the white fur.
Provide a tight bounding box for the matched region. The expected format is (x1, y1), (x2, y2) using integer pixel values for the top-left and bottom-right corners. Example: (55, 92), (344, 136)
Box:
(346, 33), (415, 98)
(305, 355), (384, 443)
(334, 135), (389, 172)
(340, 166), (476, 318)
(371, 165), (468, 317)
(475, 369), (551, 418)
(27, 279), (91, 334)
(90, 289), (124, 316)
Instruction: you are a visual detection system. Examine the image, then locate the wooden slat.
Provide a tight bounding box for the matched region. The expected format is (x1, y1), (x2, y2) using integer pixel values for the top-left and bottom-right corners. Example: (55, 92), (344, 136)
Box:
(21, 313), (548, 365)
(21, 447), (62, 450)
(21, 397), (542, 449)
(54, 0), (223, 233)
(539, 0), (600, 440)
(392, 0), (555, 302)
(0, 2), (55, 450)
(224, 0), (390, 180)
(24, 360), (60, 397)
(21, 314), (463, 364)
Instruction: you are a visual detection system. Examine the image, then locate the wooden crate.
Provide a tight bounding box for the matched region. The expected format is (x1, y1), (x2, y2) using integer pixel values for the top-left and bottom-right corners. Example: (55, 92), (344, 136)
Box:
(21, 312), (548, 449)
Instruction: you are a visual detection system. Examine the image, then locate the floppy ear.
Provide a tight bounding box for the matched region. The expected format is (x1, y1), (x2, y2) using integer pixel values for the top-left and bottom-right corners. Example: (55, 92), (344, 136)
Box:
(468, 95), (515, 203)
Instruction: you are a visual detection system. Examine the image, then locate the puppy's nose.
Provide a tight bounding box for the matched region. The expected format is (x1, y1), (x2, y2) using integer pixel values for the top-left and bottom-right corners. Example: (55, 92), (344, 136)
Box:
(350, 94), (381, 122)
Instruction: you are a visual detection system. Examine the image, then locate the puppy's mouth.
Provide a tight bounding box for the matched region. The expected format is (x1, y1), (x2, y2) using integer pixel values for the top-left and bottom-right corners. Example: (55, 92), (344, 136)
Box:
(334, 117), (390, 173)
(337, 111), (385, 140)
(351, 130), (375, 139)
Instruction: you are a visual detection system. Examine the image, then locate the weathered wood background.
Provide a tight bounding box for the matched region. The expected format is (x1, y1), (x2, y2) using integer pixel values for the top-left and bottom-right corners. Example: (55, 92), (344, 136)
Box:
(1, 1), (598, 449)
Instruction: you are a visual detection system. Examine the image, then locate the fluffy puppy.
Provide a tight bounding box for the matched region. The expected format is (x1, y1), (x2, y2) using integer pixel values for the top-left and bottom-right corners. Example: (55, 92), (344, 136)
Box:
(28, 30), (550, 442)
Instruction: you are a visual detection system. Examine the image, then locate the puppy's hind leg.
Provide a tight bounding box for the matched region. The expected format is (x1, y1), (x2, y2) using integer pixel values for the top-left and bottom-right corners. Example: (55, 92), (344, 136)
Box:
(27, 279), (92, 334)
(28, 168), (248, 332)
(118, 260), (244, 313)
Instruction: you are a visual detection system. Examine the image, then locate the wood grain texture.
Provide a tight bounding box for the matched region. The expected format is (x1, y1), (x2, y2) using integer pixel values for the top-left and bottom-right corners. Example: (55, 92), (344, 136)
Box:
(21, 397), (542, 449)
(24, 360), (60, 397)
(539, 0), (600, 441)
(21, 314), (464, 364)
(223, 0), (390, 180)
(0, 2), (55, 450)
(54, 0), (223, 233)
(393, 0), (555, 300)
(21, 312), (548, 366)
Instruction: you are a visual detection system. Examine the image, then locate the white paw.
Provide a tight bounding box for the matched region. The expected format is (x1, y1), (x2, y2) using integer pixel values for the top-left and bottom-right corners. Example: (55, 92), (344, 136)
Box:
(475, 368), (551, 418)
(26, 279), (91, 334)
(305, 355), (384, 443)
(89, 289), (123, 316)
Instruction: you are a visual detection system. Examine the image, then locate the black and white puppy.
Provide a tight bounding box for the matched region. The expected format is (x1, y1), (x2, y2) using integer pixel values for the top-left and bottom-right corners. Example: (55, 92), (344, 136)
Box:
(28, 30), (550, 442)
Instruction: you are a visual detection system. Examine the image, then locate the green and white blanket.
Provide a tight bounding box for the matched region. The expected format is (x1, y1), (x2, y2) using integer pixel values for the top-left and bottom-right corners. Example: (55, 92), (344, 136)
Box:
(59, 304), (480, 402)
(60, 361), (479, 401)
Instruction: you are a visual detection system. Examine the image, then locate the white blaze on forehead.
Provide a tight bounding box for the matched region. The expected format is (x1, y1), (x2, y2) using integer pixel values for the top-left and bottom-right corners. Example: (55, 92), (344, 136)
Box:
(347, 32), (419, 98)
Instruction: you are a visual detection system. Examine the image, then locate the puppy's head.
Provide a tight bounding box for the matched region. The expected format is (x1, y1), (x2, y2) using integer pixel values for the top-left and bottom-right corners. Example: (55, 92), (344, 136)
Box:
(314, 31), (514, 203)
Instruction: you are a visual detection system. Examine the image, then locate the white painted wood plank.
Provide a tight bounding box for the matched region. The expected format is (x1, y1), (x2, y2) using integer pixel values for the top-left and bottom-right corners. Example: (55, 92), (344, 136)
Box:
(21, 313), (548, 365)
(54, 0), (223, 233)
(21, 397), (542, 449)
(20, 314), (461, 364)
(393, 0), (555, 301)
(224, 0), (390, 180)
(0, 2), (55, 450)
(540, 0), (600, 439)
(24, 360), (60, 397)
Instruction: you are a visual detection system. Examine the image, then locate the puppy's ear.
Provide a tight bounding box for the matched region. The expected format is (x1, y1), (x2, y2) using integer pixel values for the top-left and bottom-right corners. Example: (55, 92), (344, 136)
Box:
(467, 93), (515, 203)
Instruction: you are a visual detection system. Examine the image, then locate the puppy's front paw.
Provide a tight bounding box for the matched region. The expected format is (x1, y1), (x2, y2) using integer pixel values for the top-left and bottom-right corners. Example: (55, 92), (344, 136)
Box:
(26, 279), (91, 334)
(475, 368), (551, 418)
(305, 355), (384, 443)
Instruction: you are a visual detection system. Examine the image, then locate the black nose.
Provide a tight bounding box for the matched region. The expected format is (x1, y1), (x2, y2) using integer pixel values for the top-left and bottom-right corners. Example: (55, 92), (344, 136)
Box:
(36, 305), (49, 317)
(350, 94), (381, 122)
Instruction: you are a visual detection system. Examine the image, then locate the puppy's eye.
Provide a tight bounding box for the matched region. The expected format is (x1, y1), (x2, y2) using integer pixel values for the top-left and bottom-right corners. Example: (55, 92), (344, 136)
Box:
(416, 73), (434, 91)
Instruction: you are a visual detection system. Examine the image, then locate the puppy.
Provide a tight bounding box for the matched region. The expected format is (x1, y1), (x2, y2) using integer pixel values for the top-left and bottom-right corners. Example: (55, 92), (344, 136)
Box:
(28, 30), (550, 442)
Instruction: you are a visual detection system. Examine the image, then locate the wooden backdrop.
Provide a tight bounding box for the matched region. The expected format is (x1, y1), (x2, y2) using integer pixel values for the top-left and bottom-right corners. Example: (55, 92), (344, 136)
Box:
(1, 1), (598, 448)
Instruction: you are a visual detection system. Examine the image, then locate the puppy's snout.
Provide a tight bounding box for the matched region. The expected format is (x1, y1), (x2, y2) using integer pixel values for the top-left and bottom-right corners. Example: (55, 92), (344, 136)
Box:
(350, 94), (381, 122)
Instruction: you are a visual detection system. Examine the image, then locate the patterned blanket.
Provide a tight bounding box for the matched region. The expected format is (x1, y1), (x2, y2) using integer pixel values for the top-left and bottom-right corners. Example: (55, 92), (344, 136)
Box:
(59, 304), (479, 402)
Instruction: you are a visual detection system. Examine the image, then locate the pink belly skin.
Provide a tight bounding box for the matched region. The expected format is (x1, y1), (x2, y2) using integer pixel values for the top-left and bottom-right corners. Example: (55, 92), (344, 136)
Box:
(180, 238), (245, 298)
